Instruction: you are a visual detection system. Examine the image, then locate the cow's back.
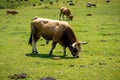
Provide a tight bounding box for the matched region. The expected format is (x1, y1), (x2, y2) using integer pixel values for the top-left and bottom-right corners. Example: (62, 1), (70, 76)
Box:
(31, 18), (71, 41)
(42, 21), (71, 41)
(41, 21), (59, 40)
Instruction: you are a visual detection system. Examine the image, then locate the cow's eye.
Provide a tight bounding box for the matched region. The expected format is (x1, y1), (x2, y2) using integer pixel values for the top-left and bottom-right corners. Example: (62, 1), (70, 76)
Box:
(73, 48), (78, 53)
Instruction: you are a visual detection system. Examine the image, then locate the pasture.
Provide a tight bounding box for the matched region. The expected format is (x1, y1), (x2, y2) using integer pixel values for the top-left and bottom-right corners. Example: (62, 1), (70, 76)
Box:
(0, 0), (120, 80)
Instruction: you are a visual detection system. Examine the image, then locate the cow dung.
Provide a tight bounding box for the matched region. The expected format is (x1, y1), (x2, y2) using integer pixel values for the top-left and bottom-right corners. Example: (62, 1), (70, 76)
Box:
(52, 57), (60, 60)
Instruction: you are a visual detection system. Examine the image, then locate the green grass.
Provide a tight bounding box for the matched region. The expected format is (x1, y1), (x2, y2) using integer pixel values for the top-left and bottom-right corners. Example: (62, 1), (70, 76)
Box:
(0, 0), (120, 80)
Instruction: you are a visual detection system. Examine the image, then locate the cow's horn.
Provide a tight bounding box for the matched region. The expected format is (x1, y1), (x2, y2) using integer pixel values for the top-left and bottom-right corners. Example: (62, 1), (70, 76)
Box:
(72, 43), (76, 48)
(80, 42), (88, 45)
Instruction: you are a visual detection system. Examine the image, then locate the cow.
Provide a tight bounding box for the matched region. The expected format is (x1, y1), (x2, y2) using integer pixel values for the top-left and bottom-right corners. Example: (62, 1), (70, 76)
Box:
(59, 7), (73, 21)
(28, 17), (81, 58)
(86, 2), (96, 8)
(7, 10), (18, 15)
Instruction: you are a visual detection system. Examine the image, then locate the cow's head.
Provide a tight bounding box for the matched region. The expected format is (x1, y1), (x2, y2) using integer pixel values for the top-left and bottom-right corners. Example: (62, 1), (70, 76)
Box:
(69, 15), (74, 21)
(69, 41), (81, 58)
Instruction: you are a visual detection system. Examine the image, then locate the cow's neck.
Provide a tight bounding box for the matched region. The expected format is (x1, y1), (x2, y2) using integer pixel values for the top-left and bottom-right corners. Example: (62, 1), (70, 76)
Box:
(61, 28), (77, 47)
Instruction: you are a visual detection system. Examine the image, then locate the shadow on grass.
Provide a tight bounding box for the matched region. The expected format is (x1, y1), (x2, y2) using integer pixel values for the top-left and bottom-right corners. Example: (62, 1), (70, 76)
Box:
(25, 53), (76, 59)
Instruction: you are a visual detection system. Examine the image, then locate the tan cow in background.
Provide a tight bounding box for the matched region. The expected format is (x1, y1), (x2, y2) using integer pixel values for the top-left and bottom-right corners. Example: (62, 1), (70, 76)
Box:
(59, 7), (73, 21)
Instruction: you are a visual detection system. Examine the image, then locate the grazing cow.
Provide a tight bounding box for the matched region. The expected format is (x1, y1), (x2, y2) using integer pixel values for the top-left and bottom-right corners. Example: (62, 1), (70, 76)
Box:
(29, 17), (81, 58)
(59, 7), (73, 21)
(86, 2), (96, 8)
(7, 10), (18, 15)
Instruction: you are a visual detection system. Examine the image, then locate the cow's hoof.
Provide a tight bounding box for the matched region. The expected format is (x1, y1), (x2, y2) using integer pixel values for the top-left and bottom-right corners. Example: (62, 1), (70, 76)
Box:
(64, 55), (67, 56)
(48, 53), (53, 56)
(52, 57), (60, 60)
(74, 56), (79, 58)
(32, 51), (38, 54)
(64, 53), (67, 56)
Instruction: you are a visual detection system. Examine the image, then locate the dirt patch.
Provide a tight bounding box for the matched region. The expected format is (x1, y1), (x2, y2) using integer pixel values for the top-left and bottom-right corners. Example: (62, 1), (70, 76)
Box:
(109, 57), (112, 60)
(119, 61), (120, 63)
(40, 76), (56, 80)
(90, 63), (94, 65)
(40, 44), (46, 46)
(8, 73), (27, 79)
(100, 33), (120, 36)
(79, 65), (85, 67)
(87, 14), (92, 16)
(69, 64), (75, 67)
(100, 40), (107, 42)
(99, 62), (106, 65)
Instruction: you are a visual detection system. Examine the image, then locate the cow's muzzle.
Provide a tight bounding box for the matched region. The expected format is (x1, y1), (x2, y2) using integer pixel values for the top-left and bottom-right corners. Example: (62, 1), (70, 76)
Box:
(72, 53), (79, 58)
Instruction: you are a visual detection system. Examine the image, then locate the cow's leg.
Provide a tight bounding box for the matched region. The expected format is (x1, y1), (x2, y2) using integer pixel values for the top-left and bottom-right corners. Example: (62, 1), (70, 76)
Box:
(32, 41), (38, 54)
(62, 15), (64, 20)
(49, 42), (57, 56)
(32, 34), (39, 54)
(59, 13), (61, 20)
(66, 15), (69, 21)
(63, 47), (67, 56)
(46, 40), (49, 44)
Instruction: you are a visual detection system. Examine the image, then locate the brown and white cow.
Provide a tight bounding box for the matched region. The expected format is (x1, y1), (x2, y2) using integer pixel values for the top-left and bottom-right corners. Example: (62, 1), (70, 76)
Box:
(29, 17), (80, 58)
(7, 10), (18, 15)
(59, 7), (73, 21)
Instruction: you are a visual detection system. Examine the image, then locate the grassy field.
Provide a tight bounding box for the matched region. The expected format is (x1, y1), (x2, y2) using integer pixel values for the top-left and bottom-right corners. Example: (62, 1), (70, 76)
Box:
(0, 0), (120, 80)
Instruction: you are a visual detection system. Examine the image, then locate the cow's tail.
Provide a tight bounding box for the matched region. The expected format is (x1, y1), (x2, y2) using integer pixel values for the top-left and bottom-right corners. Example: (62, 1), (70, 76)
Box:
(28, 23), (39, 46)
(59, 8), (63, 20)
(59, 12), (61, 20)
(28, 33), (32, 46)
(28, 23), (33, 46)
